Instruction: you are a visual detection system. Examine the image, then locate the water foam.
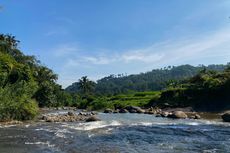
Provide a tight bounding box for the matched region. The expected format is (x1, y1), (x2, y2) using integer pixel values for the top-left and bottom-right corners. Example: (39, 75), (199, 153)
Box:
(54, 128), (72, 138)
(63, 120), (122, 131)
(25, 141), (55, 148)
(0, 124), (16, 128)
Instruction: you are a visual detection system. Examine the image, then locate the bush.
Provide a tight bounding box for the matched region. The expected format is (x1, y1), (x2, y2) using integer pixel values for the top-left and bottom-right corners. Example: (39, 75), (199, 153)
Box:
(0, 81), (39, 121)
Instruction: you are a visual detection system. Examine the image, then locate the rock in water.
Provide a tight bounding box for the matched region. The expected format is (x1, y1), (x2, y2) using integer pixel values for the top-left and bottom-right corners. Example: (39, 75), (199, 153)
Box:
(125, 106), (145, 113)
(68, 111), (75, 116)
(222, 113), (230, 122)
(104, 109), (113, 113)
(194, 114), (201, 119)
(85, 116), (101, 122)
(119, 108), (129, 113)
(189, 113), (201, 119)
(168, 111), (188, 119)
(113, 109), (119, 113)
(161, 111), (170, 117)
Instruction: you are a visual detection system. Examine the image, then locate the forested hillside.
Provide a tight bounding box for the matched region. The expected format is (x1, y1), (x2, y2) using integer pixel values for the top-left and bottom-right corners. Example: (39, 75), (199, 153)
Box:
(66, 64), (228, 95)
(0, 34), (72, 121)
(153, 67), (230, 111)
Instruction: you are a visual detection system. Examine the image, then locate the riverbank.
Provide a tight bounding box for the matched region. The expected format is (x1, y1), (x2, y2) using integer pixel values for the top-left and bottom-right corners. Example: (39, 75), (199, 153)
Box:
(0, 106), (228, 126)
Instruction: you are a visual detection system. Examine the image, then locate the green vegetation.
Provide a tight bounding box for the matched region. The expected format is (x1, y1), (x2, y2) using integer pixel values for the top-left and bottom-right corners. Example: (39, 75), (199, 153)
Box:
(1, 33), (230, 121)
(84, 91), (161, 111)
(69, 66), (230, 112)
(0, 34), (74, 121)
(66, 63), (230, 112)
(66, 64), (227, 95)
(149, 67), (230, 111)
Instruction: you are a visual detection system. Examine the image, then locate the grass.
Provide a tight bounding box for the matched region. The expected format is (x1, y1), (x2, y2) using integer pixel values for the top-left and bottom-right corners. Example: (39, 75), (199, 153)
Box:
(87, 91), (161, 110)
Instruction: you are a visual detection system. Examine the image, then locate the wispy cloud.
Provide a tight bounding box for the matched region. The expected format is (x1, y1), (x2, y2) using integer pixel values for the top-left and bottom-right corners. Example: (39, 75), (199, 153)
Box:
(65, 26), (230, 66)
(55, 17), (75, 25)
(52, 43), (79, 57)
(50, 26), (230, 87)
(82, 56), (112, 65)
(44, 27), (69, 36)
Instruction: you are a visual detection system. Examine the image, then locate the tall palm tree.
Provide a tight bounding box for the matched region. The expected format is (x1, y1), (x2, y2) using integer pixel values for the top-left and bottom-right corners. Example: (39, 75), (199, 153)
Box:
(78, 76), (95, 95)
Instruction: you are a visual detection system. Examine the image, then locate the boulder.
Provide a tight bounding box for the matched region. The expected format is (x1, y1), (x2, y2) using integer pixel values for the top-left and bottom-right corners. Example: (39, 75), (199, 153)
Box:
(161, 111), (170, 117)
(222, 113), (230, 122)
(113, 109), (119, 113)
(46, 117), (54, 122)
(41, 115), (48, 120)
(104, 108), (113, 113)
(85, 116), (101, 122)
(68, 111), (75, 116)
(119, 108), (129, 113)
(125, 106), (145, 113)
(194, 114), (201, 119)
(145, 111), (155, 115)
(91, 111), (98, 115)
(168, 111), (188, 119)
(129, 109), (137, 113)
(79, 112), (86, 116)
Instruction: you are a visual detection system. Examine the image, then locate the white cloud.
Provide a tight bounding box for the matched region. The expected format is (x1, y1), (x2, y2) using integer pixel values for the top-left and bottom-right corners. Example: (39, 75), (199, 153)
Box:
(51, 26), (230, 87)
(55, 26), (230, 70)
(126, 26), (230, 64)
(82, 56), (112, 65)
(52, 43), (79, 57)
(121, 51), (163, 63)
(73, 26), (230, 66)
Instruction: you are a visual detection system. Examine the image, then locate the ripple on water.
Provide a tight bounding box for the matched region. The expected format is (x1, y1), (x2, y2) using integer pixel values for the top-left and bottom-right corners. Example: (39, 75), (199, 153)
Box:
(1, 113), (230, 153)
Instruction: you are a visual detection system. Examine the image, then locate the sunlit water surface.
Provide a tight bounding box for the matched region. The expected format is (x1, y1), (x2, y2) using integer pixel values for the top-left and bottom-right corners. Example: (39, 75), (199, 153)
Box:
(0, 112), (230, 153)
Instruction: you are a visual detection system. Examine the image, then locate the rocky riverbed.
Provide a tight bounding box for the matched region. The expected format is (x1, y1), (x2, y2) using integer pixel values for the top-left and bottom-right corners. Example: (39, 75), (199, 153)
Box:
(38, 106), (229, 123)
(104, 106), (202, 120)
(40, 111), (100, 122)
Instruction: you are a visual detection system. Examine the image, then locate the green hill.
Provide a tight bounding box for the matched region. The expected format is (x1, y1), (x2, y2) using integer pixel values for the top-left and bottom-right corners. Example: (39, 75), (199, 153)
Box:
(66, 64), (228, 95)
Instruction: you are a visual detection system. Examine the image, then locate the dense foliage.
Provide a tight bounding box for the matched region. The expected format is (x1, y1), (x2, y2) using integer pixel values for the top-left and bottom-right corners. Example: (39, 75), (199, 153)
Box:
(76, 67), (230, 111)
(151, 67), (230, 111)
(0, 34), (72, 121)
(66, 64), (227, 95)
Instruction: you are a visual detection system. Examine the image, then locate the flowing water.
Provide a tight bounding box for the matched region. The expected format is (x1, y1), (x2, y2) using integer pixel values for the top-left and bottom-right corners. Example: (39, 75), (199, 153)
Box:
(0, 112), (230, 153)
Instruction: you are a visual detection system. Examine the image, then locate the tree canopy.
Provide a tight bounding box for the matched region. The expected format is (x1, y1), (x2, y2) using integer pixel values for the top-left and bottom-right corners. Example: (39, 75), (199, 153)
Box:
(0, 34), (72, 121)
(66, 64), (228, 96)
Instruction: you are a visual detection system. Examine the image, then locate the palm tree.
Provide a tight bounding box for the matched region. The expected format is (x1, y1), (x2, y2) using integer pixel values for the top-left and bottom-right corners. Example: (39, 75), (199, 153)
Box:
(78, 76), (95, 95)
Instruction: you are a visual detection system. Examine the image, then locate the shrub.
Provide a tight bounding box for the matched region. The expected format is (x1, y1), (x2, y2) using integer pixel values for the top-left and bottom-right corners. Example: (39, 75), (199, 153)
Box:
(0, 81), (39, 121)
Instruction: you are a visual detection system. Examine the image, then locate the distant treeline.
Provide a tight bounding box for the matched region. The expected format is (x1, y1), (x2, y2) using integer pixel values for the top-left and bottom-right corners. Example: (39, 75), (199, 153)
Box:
(66, 64), (229, 95)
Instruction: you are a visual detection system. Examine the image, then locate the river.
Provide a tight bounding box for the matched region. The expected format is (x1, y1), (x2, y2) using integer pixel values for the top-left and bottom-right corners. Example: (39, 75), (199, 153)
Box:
(0, 112), (230, 153)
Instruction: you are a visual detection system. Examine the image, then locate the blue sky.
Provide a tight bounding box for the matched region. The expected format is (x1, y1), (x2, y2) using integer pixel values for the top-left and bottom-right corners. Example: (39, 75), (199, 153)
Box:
(1, 0), (230, 87)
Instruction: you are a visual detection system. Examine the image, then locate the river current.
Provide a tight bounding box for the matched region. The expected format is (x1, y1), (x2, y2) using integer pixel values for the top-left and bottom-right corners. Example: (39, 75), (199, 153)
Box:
(0, 112), (230, 153)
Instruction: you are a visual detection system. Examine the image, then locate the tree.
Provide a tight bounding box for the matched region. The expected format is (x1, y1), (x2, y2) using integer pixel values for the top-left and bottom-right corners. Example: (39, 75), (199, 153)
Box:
(0, 33), (72, 120)
(78, 76), (96, 95)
